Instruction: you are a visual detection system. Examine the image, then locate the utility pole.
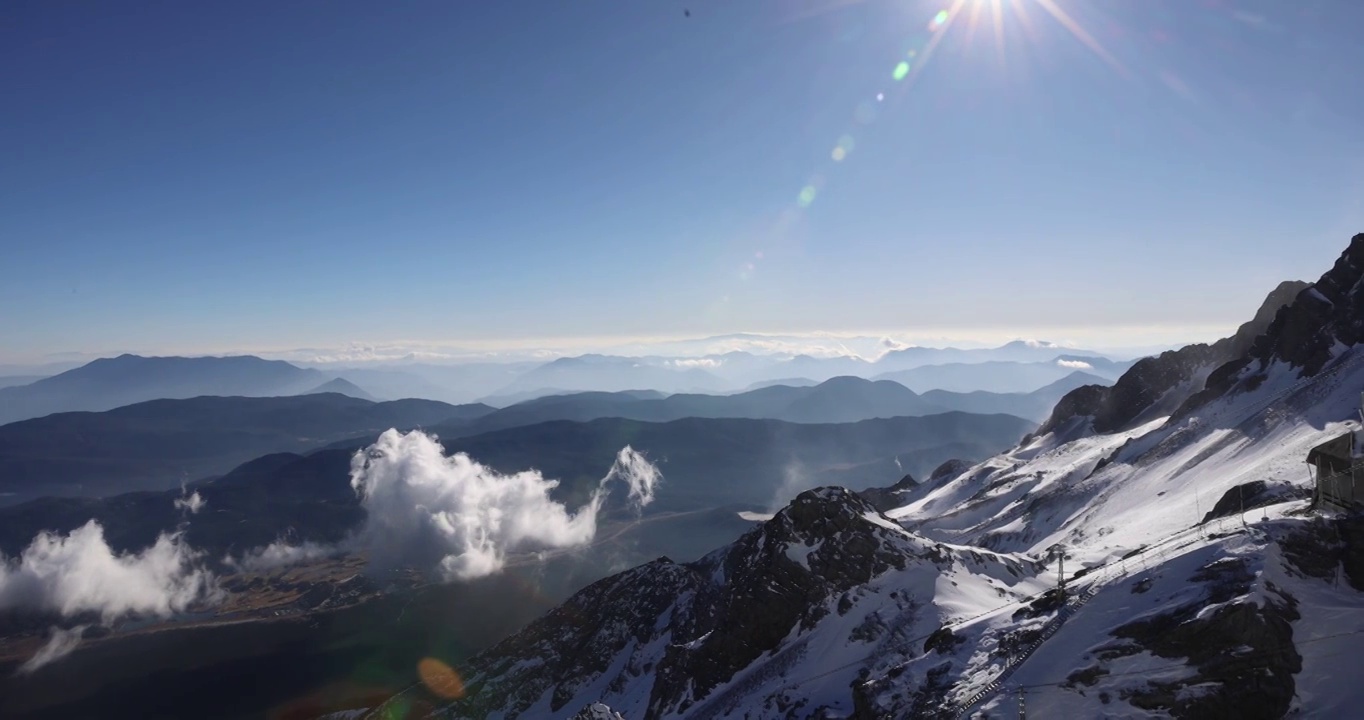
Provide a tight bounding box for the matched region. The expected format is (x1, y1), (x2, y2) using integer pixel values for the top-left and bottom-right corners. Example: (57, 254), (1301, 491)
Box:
(1195, 485), (1202, 539)
(1047, 544), (1067, 597)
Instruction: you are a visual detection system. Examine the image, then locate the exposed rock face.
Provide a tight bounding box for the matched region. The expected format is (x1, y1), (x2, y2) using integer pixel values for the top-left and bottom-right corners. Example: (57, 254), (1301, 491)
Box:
(858, 473), (919, 512)
(1190, 233), (1364, 407)
(570, 703), (626, 720)
(439, 488), (933, 719)
(928, 459), (970, 483)
(1037, 278), (1310, 437)
(1106, 557), (1300, 719)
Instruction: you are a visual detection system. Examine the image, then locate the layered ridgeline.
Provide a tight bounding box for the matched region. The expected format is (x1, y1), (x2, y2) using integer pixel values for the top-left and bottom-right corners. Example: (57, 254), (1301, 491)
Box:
(0, 412), (1034, 560)
(468, 372), (1101, 433)
(0, 354), (339, 424)
(0, 393), (494, 500)
(411, 234), (1364, 719)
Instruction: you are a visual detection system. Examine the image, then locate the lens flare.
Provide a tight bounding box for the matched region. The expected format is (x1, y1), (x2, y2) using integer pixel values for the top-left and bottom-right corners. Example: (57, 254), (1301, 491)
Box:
(893, 61), (910, 81)
(933, 10), (949, 26)
(417, 657), (465, 700)
(831, 146), (846, 162)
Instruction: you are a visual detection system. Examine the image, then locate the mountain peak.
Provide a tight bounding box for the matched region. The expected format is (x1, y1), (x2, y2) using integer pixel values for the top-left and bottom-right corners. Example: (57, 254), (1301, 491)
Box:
(303, 377), (376, 401)
(1037, 274), (1311, 438)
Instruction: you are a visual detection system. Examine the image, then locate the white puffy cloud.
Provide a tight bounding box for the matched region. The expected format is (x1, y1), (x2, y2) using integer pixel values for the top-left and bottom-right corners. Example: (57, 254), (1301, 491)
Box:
(174, 490), (205, 514)
(17, 625), (87, 675)
(349, 430), (660, 581)
(604, 446), (661, 508)
(1056, 359), (1094, 370)
(0, 521), (219, 622)
(227, 540), (338, 573)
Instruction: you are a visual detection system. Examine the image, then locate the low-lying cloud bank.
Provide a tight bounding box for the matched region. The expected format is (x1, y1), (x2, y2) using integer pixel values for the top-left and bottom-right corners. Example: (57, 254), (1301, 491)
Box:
(0, 520), (218, 622)
(349, 429), (661, 580)
(227, 540), (338, 572)
(4, 430), (659, 673)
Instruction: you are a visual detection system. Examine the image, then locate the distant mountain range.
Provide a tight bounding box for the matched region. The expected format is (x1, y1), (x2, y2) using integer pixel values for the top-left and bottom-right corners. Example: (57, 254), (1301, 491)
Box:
(0, 354), (330, 424)
(476, 342), (1128, 401)
(0, 411), (1035, 558)
(0, 393), (493, 502)
(0, 341), (1137, 426)
(0, 367), (1083, 504)
(0, 375), (44, 390)
(871, 356), (1133, 393)
(459, 371), (1104, 433)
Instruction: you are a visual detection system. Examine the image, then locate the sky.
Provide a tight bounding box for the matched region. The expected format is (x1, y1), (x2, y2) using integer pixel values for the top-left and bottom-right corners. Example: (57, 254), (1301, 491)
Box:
(3, 0), (1363, 364)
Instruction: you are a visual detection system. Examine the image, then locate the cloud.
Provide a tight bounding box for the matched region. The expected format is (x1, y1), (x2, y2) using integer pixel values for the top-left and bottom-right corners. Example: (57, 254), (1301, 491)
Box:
(17, 625), (87, 675)
(768, 460), (814, 512)
(227, 540), (338, 572)
(0, 521), (219, 622)
(349, 430), (660, 581)
(1056, 359), (1094, 370)
(603, 446), (661, 508)
(174, 490), (206, 514)
(669, 357), (721, 369)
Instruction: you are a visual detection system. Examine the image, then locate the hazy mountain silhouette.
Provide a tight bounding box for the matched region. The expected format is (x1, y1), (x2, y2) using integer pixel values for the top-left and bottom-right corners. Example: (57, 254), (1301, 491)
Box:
(0, 393), (493, 502)
(463, 375), (1090, 431)
(873, 358), (1132, 393)
(0, 375), (44, 390)
(311, 367), (461, 403)
(919, 370), (1109, 421)
(875, 339), (1108, 370)
(0, 354), (330, 424)
(302, 377), (376, 401)
(475, 343), (1135, 401)
(492, 355), (730, 397)
(740, 377), (819, 391)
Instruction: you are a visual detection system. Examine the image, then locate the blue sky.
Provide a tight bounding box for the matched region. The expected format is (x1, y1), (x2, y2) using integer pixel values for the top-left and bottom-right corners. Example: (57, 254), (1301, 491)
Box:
(3, 0), (1362, 362)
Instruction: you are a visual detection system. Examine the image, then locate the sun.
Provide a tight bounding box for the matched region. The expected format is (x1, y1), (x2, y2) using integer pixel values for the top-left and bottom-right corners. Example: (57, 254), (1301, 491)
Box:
(955, 0), (1128, 76)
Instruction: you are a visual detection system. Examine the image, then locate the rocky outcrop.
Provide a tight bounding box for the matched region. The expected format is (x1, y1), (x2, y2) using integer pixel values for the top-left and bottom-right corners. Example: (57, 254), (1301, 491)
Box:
(1107, 557), (1300, 719)
(1036, 278), (1310, 437)
(570, 703), (626, 720)
(858, 473), (919, 512)
(928, 458), (971, 484)
(439, 488), (930, 720)
(1188, 233), (1364, 408)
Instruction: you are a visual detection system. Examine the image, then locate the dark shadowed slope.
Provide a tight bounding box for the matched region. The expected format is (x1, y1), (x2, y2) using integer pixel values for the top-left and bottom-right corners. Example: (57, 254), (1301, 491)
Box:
(0, 354), (329, 424)
(0, 393), (493, 501)
(1038, 278), (1310, 437)
(428, 413), (1034, 513)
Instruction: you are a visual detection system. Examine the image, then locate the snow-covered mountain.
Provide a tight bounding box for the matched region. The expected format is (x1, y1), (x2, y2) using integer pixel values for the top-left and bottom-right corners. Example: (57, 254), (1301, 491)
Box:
(401, 234), (1364, 719)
